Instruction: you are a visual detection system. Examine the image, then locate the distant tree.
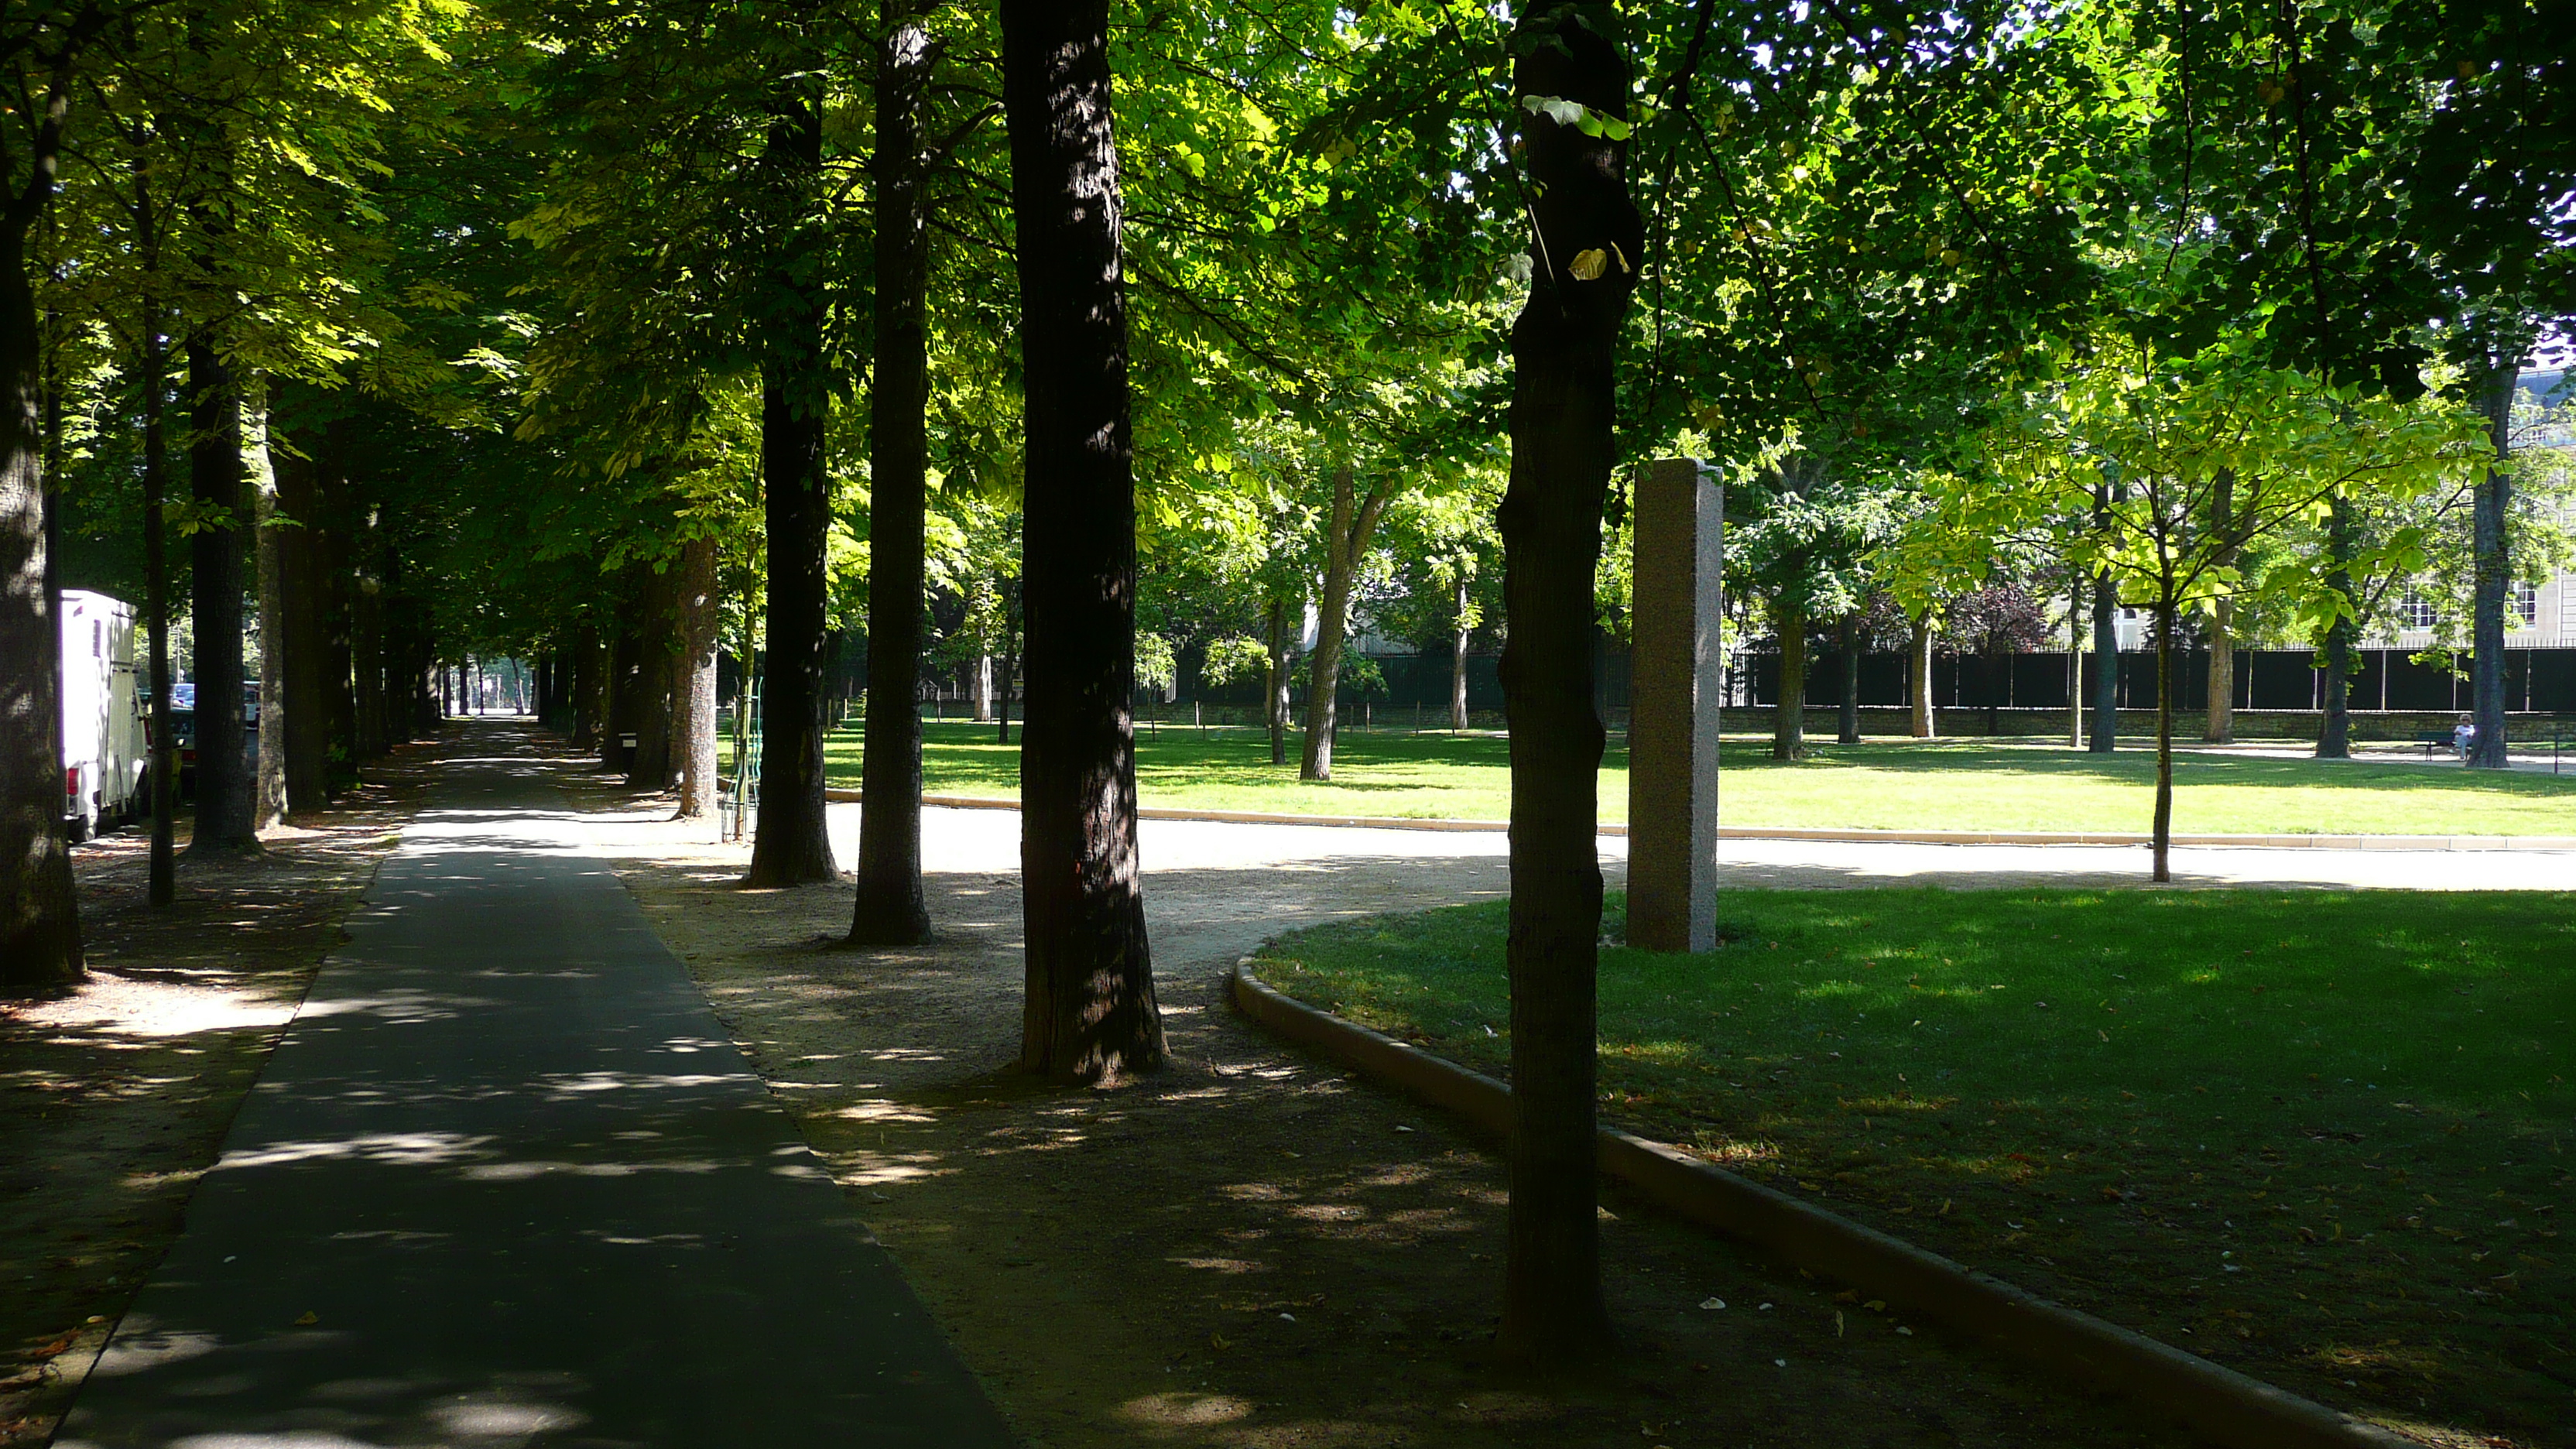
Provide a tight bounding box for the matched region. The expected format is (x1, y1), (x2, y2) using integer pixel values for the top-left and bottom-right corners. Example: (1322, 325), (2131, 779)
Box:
(1953, 337), (2484, 879)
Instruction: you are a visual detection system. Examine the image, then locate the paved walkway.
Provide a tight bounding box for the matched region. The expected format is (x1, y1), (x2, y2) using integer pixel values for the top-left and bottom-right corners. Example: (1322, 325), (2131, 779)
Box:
(62, 731), (1009, 1448)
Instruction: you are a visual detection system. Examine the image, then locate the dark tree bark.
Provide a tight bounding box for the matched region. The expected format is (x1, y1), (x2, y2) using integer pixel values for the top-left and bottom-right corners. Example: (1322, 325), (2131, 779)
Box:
(608, 625), (643, 774)
(276, 420), (330, 813)
(1264, 593), (1291, 765)
(2153, 594), (2177, 882)
(1770, 594), (1806, 760)
(2314, 495), (2355, 759)
(247, 382), (288, 829)
(186, 335), (257, 855)
(2066, 578), (2084, 748)
(571, 625), (601, 751)
(743, 96), (841, 886)
(1493, 4), (1637, 1365)
(673, 537), (721, 819)
(0, 197), (80, 988)
(629, 567), (676, 790)
(851, 0), (936, 944)
(2467, 361), (2516, 770)
(2090, 569), (2119, 754)
(596, 625), (625, 772)
(1836, 612), (1862, 745)
(1300, 465), (1391, 782)
(320, 517), (355, 776)
(351, 530), (386, 762)
(134, 192), (177, 905)
(0, 6), (101, 990)
(994, 575), (1020, 745)
(2203, 471), (2238, 746)
(1002, 0), (1162, 1081)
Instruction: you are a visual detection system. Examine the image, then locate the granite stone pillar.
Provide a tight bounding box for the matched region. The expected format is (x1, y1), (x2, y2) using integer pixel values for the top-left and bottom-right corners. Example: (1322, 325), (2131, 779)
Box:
(1626, 457), (1723, 952)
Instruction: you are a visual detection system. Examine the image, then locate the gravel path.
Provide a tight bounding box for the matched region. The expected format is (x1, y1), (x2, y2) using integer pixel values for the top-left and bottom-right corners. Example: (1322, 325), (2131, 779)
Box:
(822, 807), (2572, 957)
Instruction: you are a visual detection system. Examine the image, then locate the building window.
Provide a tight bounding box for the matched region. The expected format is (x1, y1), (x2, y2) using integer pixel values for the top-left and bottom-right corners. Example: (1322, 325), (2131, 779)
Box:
(2398, 593), (2437, 630)
(2516, 581), (2539, 626)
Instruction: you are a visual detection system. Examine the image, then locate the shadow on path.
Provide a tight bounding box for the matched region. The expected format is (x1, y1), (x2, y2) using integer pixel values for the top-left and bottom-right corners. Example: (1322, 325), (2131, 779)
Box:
(60, 721), (1009, 1449)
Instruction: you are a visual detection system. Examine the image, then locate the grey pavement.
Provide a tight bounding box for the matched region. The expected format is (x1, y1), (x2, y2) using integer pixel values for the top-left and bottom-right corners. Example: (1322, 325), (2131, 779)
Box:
(62, 727), (1010, 1449)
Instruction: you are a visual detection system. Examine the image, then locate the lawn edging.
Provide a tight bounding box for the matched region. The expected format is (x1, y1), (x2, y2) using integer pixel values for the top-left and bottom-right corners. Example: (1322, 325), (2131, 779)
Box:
(828, 790), (2576, 851)
(1227, 963), (2413, 1449)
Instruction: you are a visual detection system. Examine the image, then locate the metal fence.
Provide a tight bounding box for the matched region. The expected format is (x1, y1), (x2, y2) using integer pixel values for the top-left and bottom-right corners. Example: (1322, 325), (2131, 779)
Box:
(1739, 647), (2576, 714)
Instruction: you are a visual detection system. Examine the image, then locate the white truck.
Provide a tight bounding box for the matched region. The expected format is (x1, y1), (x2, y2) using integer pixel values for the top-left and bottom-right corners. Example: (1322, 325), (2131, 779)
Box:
(60, 589), (146, 841)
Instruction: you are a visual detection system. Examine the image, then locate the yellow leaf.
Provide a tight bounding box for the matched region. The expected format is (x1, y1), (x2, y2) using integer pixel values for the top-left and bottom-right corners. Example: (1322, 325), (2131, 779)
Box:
(293, 1311), (319, 1327)
(1567, 248), (1608, 281)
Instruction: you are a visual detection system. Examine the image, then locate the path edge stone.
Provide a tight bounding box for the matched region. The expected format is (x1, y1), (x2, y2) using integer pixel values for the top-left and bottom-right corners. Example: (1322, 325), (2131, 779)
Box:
(1227, 963), (2416, 1449)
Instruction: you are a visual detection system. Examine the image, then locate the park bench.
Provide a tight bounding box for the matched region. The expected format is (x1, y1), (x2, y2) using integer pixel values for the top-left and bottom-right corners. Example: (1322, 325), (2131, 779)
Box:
(2414, 731), (2456, 759)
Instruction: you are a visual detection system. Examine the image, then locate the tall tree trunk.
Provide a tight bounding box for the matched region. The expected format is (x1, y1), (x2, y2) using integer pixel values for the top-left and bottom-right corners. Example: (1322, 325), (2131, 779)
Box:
(0, 218), (80, 988)
(851, 0), (936, 943)
(742, 158), (839, 876)
(276, 417), (329, 813)
(2467, 361), (2515, 769)
(1771, 594), (1806, 760)
(1494, 4), (1636, 1365)
(2202, 467), (2238, 746)
(1907, 617), (1935, 739)
(247, 380), (287, 831)
(2204, 596), (2236, 745)
(2066, 578), (2084, 749)
(630, 569), (675, 790)
(135, 239), (176, 905)
(1451, 574), (1471, 731)
(2314, 495), (2355, 759)
(608, 627), (643, 775)
(2153, 590), (2176, 883)
(2090, 566), (2119, 754)
(1265, 594), (1290, 765)
(673, 537), (721, 820)
(995, 584), (1019, 745)
(572, 625), (601, 750)
(1300, 466), (1389, 782)
(1002, 0), (1162, 1081)
(186, 335), (257, 855)
(351, 544), (386, 762)
(743, 95), (841, 886)
(1836, 612), (1861, 745)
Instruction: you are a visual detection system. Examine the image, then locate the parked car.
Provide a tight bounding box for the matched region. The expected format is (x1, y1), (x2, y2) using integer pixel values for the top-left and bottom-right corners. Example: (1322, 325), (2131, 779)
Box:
(142, 701), (197, 800)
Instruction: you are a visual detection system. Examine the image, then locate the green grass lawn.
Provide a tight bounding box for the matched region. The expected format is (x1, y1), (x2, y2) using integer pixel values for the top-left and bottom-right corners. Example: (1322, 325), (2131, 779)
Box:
(1250, 889), (2574, 1442)
(805, 721), (2576, 836)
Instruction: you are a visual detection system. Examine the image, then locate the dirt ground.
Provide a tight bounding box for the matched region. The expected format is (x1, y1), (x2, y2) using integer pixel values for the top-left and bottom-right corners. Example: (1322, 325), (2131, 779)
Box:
(581, 771), (2211, 1448)
(0, 747), (430, 1447)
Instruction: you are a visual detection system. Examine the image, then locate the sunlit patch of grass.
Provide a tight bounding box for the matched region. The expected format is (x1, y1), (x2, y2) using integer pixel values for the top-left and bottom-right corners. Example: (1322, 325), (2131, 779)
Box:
(809, 723), (2576, 835)
(1256, 886), (2576, 1441)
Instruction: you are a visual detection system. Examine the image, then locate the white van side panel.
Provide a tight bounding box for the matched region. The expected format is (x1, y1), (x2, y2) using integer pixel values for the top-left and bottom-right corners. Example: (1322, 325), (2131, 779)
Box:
(60, 590), (145, 834)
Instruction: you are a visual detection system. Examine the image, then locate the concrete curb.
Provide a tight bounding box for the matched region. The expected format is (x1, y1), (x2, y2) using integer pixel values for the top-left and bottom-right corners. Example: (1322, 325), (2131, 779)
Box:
(823, 790), (2576, 853)
(1228, 964), (2413, 1449)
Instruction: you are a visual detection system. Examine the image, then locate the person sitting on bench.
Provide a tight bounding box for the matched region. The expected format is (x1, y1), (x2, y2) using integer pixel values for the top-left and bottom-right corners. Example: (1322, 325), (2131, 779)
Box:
(2452, 715), (2476, 761)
